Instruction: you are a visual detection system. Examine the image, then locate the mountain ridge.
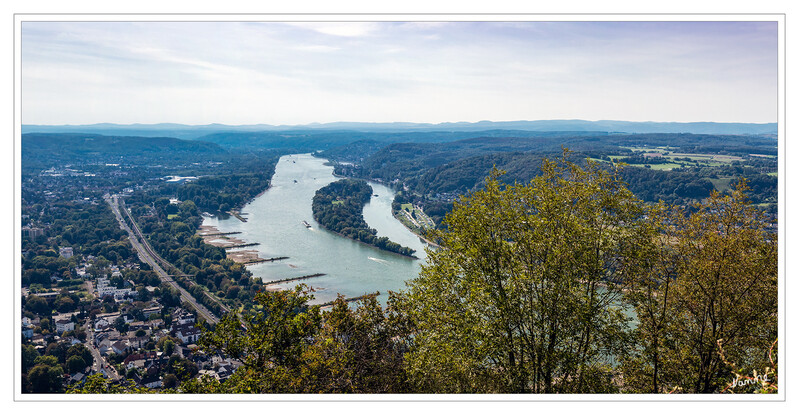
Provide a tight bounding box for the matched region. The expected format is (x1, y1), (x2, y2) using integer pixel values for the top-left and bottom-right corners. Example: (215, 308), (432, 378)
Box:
(22, 119), (778, 139)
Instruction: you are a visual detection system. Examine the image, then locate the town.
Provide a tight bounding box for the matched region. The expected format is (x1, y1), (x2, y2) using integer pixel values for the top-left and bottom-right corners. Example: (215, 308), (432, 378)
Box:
(22, 252), (243, 392)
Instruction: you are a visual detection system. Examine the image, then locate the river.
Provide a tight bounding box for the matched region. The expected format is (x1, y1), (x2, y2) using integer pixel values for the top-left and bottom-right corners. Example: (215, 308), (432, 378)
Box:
(201, 153), (429, 305)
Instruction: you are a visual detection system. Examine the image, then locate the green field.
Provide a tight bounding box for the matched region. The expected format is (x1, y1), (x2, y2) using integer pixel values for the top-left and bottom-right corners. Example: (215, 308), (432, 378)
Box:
(167, 214), (179, 220)
(621, 146), (679, 152)
(626, 163), (685, 171)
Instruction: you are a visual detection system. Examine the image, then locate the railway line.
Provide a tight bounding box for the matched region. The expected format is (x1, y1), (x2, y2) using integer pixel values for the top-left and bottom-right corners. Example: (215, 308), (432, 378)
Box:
(105, 194), (224, 324)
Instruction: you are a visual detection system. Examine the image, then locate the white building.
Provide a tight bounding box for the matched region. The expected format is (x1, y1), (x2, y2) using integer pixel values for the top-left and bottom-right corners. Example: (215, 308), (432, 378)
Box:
(94, 318), (111, 331)
(96, 277), (133, 301)
(55, 318), (75, 334)
(173, 325), (201, 344)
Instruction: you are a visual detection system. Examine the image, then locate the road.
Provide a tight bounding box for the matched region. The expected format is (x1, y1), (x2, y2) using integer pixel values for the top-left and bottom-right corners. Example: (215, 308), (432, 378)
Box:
(85, 321), (120, 382)
(105, 194), (222, 325)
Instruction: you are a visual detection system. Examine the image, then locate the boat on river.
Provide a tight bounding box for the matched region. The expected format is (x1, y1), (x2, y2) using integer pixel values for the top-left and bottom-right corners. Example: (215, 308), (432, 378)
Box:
(302, 220), (312, 228)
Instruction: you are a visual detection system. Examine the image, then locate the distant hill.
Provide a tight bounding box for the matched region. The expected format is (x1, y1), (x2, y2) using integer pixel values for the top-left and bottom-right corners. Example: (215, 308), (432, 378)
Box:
(199, 129), (610, 152)
(21, 119), (777, 139)
(341, 132), (777, 191)
(21, 133), (225, 171)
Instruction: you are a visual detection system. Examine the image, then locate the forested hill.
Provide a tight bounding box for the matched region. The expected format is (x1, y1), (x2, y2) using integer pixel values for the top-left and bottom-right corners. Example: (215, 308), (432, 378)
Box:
(196, 129), (609, 152)
(338, 132), (777, 182)
(332, 132), (778, 217)
(21, 133), (225, 171)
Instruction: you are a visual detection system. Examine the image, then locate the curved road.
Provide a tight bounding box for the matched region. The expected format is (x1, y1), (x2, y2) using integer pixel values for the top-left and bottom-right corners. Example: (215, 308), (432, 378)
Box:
(105, 194), (222, 325)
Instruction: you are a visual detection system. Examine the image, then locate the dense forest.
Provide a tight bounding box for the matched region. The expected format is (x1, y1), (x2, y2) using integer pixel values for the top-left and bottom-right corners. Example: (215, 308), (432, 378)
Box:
(200, 129), (607, 153)
(174, 162), (277, 213)
(312, 179), (416, 257)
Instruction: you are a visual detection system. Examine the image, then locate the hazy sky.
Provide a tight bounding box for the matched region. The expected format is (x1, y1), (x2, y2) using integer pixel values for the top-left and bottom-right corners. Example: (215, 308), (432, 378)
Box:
(21, 20), (778, 125)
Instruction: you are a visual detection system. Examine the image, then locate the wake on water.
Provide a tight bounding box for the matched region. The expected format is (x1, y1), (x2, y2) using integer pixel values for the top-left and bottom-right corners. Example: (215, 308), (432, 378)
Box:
(368, 257), (389, 265)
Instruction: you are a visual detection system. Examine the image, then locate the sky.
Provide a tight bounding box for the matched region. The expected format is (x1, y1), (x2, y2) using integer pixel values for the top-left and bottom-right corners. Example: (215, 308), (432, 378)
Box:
(20, 20), (779, 125)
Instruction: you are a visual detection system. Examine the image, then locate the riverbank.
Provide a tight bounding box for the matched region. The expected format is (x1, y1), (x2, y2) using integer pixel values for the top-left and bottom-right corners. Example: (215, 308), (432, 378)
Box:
(316, 224), (419, 260)
(391, 211), (441, 249)
(198, 225), (270, 264)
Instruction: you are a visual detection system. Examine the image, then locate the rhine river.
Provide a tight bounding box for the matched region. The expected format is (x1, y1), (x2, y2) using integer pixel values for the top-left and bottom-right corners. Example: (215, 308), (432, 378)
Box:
(201, 153), (429, 305)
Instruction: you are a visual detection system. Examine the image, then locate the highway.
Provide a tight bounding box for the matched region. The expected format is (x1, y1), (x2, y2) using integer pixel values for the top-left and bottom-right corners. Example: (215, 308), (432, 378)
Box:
(105, 194), (222, 325)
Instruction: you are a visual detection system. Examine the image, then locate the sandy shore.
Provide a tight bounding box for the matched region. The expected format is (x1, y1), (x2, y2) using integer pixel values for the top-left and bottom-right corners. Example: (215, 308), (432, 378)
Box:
(198, 225), (264, 264)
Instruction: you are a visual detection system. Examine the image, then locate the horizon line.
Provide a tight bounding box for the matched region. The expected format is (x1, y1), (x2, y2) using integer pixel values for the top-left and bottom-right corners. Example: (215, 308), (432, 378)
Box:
(21, 119), (779, 128)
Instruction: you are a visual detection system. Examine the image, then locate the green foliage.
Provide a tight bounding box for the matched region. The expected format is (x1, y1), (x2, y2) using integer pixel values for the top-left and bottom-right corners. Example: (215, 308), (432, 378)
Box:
(22, 344), (39, 373)
(176, 169), (275, 213)
(622, 182), (778, 393)
(160, 338), (176, 356)
(402, 153), (651, 393)
(66, 355), (87, 374)
(27, 355), (64, 394)
(67, 374), (156, 394)
(22, 133), (223, 172)
(191, 286), (321, 393)
(24, 295), (51, 316)
(182, 286), (412, 393)
(298, 294), (413, 393)
(66, 344), (93, 372)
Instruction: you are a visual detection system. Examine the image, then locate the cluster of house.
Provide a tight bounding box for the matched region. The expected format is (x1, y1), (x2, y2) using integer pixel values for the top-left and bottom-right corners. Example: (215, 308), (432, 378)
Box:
(24, 304), (241, 388)
(22, 253), (244, 390)
(90, 307), (241, 388)
(434, 192), (458, 202)
(22, 312), (78, 344)
(77, 262), (140, 302)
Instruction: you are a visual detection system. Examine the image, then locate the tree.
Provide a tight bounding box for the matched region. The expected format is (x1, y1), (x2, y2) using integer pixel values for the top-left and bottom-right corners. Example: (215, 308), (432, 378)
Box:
(181, 287), (412, 394)
(163, 373), (179, 389)
(159, 338), (176, 356)
(22, 344), (39, 373)
(617, 203), (680, 394)
(298, 294), (413, 393)
(402, 153), (651, 393)
(27, 363), (63, 393)
(623, 182), (778, 393)
(114, 316), (129, 334)
(66, 344), (93, 372)
(183, 286), (322, 393)
(25, 295), (50, 315)
(68, 374), (154, 394)
(55, 295), (76, 313)
(67, 355), (87, 374)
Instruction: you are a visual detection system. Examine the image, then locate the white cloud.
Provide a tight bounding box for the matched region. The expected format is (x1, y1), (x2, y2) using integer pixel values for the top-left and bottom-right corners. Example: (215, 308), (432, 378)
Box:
(284, 22), (380, 37)
(20, 21), (778, 125)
